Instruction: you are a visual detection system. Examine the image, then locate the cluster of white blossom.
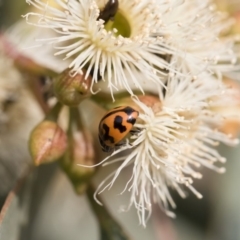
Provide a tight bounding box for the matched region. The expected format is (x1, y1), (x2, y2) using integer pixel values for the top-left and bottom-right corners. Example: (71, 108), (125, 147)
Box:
(23, 0), (240, 226)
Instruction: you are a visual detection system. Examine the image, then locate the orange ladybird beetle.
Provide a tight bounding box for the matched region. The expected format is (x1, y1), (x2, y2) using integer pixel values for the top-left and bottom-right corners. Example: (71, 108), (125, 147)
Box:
(98, 106), (139, 152)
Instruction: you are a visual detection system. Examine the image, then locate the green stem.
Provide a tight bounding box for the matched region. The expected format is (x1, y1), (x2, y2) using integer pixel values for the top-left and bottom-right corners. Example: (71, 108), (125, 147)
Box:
(45, 102), (63, 122)
(90, 90), (158, 110)
(69, 107), (84, 131)
(90, 91), (141, 109)
(90, 92), (113, 107)
(74, 108), (84, 130)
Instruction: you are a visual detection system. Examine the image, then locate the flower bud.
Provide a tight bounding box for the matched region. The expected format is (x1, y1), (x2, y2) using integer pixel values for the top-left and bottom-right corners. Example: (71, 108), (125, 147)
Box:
(29, 120), (67, 166)
(212, 78), (240, 138)
(61, 130), (95, 194)
(53, 69), (92, 107)
(232, 11), (240, 35)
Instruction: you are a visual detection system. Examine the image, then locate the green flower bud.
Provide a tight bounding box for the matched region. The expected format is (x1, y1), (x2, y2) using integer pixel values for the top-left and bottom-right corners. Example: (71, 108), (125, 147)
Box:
(29, 120), (67, 166)
(53, 69), (92, 107)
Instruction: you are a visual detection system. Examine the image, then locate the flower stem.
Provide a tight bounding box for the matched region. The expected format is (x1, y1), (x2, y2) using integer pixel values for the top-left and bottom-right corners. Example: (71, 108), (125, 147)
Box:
(45, 102), (63, 122)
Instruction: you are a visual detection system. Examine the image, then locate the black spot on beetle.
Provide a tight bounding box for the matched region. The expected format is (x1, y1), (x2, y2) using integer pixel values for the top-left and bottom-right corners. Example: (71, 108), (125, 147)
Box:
(101, 106), (137, 122)
(98, 134), (112, 152)
(127, 117), (136, 125)
(114, 116), (127, 133)
(102, 123), (115, 143)
(123, 106), (135, 116)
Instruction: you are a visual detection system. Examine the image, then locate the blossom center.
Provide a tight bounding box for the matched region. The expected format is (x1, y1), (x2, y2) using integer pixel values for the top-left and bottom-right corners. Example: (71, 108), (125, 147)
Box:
(104, 11), (131, 38)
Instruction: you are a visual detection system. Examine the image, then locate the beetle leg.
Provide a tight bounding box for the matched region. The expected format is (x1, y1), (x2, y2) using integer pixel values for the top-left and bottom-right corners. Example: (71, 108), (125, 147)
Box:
(99, 135), (113, 152)
(130, 127), (141, 135)
(116, 139), (133, 149)
(115, 142), (125, 147)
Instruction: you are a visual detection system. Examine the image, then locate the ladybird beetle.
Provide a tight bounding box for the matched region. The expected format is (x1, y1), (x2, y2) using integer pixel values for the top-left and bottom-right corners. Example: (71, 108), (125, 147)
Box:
(97, 0), (119, 23)
(98, 106), (139, 152)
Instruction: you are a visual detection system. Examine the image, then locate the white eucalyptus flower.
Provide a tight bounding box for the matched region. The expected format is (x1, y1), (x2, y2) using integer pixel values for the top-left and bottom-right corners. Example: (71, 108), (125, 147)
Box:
(23, 0), (239, 99)
(24, 0), (171, 98)
(157, 0), (238, 78)
(90, 75), (239, 226)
